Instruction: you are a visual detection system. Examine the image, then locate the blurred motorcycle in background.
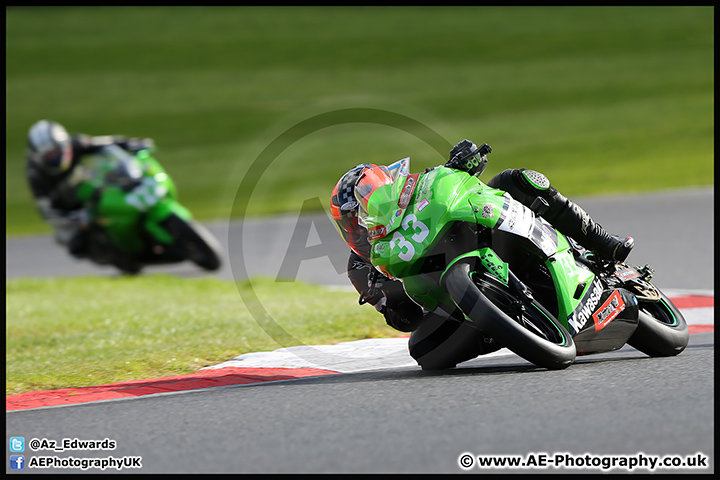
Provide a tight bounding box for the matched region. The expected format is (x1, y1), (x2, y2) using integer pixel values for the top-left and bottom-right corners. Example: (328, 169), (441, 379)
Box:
(59, 144), (223, 274)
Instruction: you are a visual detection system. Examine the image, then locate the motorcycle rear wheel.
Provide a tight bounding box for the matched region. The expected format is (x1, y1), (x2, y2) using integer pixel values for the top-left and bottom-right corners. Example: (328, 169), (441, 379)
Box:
(162, 214), (223, 271)
(627, 289), (689, 357)
(444, 262), (576, 370)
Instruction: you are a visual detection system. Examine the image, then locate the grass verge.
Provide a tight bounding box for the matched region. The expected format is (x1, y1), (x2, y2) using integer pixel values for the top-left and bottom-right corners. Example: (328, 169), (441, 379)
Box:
(5, 275), (401, 396)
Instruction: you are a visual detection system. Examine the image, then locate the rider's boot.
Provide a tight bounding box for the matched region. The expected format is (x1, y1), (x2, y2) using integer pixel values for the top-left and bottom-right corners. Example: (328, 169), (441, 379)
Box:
(486, 168), (634, 263)
(545, 193), (634, 263)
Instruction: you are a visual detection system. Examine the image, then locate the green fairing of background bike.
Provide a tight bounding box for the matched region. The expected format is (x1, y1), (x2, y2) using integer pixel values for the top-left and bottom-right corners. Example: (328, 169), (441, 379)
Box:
(73, 149), (193, 254)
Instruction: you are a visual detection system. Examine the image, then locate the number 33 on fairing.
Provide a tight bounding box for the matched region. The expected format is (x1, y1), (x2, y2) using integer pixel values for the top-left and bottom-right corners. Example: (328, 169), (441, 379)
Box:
(389, 214), (429, 261)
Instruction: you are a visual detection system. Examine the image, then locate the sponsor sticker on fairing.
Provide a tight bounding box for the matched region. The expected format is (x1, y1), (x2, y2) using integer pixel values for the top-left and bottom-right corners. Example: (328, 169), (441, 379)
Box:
(497, 198), (534, 239)
(593, 290), (626, 331)
(398, 174), (419, 209)
(615, 267), (640, 282)
(368, 225), (387, 241)
(567, 279), (604, 334)
(530, 218), (559, 257)
(481, 204), (494, 219)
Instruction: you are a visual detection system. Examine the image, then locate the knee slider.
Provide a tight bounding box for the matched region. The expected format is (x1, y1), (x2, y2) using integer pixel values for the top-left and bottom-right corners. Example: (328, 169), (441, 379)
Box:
(516, 169), (551, 194)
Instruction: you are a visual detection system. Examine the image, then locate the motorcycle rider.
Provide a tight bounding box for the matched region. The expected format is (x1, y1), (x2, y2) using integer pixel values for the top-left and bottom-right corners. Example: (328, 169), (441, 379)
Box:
(25, 119), (155, 259)
(330, 139), (635, 363)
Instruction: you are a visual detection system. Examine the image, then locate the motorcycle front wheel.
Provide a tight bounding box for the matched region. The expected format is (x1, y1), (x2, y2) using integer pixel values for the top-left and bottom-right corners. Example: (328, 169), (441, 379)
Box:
(444, 261), (576, 370)
(162, 214), (223, 271)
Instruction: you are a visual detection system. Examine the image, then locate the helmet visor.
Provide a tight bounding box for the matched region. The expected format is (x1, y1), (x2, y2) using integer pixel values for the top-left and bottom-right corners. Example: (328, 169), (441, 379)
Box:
(332, 216), (371, 259)
(32, 144), (72, 174)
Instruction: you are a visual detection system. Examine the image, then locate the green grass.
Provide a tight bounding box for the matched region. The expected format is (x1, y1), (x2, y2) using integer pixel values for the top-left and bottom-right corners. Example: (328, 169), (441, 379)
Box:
(6, 6), (714, 235)
(5, 275), (401, 395)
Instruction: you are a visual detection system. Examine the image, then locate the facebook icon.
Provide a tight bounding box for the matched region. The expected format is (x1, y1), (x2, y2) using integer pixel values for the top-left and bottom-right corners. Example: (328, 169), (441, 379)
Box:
(10, 455), (25, 470)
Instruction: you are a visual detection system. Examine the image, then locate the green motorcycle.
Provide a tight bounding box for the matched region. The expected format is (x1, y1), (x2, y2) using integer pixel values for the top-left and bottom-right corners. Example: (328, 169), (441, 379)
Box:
(357, 154), (689, 370)
(64, 144), (222, 274)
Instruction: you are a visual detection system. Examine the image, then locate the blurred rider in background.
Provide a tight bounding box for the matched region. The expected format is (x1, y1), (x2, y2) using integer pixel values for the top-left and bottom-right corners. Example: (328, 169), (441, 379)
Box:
(331, 139), (635, 336)
(25, 119), (155, 258)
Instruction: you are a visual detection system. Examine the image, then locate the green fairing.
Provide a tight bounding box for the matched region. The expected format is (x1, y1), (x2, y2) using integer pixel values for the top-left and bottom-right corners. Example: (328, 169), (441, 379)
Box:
(361, 161), (597, 331)
(143, 199), (193, 245)
(95, 185), (145, 253)
(478, 248), (509, 285)
(367, 166), (505, 311)
(73, 147), (193, 254)
(545, 236), (595, 330)
(369, 167), (505, 278)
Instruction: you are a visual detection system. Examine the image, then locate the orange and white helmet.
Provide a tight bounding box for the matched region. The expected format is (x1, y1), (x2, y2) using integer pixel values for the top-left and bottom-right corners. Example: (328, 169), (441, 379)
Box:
(330, 163), (393, 259)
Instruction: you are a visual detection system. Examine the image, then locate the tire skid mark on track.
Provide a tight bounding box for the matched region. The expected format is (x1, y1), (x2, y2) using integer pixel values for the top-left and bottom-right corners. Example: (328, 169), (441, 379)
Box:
(6, 295), (713, 412)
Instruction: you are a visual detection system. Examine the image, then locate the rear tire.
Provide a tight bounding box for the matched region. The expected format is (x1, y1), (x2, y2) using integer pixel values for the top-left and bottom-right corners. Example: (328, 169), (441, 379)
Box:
(163, 215), (223, 271)
(444, 262), (576, 370)
(627, 290), (689, 357)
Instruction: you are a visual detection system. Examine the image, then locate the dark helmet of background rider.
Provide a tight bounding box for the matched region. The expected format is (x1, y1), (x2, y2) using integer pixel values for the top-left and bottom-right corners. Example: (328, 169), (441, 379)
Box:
(330, 164), (373, 260)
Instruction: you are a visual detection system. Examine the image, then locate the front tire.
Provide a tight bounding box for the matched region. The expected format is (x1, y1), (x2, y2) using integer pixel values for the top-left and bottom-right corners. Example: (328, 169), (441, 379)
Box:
(162, 215), (223, 271)
(444, 262), (576, 370)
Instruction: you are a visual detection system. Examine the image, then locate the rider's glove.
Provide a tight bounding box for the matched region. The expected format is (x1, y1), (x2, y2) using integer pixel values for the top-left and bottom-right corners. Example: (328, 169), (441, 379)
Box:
(445, 139), (491, 177)
(359, 268), (387, 307)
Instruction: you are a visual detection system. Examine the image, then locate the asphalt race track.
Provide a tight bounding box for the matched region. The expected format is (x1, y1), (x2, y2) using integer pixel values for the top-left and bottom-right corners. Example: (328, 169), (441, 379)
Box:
(5, 187), (715, 474)
(5, 187), (715, 292)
